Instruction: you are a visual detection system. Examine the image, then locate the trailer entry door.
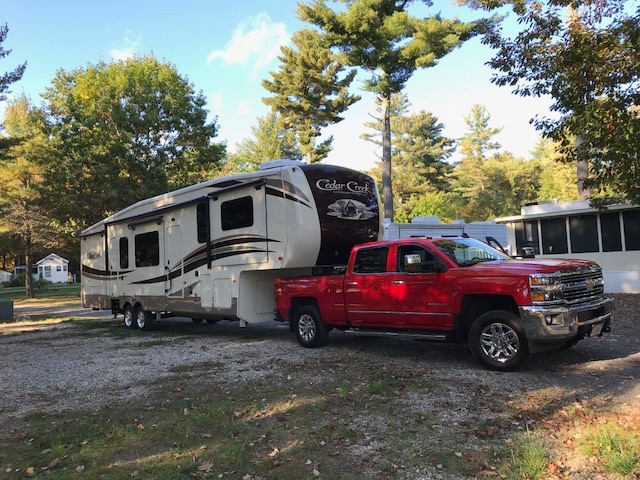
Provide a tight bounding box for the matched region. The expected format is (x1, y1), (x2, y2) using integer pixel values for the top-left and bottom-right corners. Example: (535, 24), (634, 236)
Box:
(211, 182), (268, 266)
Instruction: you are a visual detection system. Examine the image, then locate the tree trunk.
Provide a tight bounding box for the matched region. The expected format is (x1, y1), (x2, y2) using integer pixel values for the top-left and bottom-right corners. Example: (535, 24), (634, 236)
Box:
(568, 6), (591, 201)
(25, 253), (35, 299)
(381, 93), (394, 221)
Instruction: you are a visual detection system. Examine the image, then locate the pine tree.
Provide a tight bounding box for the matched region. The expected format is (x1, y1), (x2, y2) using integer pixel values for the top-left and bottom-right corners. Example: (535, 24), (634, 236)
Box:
(298, 0), (490, 219)
(263, 29), (359, 163)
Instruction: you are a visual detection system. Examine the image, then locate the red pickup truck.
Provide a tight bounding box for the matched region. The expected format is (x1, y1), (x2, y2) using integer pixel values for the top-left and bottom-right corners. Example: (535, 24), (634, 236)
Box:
(274, 236), (613, 371)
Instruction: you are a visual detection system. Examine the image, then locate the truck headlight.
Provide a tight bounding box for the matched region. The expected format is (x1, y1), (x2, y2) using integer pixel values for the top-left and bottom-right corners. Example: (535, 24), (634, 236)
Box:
(530, 274), (563, 304)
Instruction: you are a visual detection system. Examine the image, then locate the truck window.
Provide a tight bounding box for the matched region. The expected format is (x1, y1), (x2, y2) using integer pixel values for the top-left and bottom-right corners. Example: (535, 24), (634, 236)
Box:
(353, 246), (388, 274)
(397, 245), (436, 272)
(119, 237), (129, 269)
(135, 231), (160, 267)
(196, 202), (208, 243)
(221, 196), (253, 231)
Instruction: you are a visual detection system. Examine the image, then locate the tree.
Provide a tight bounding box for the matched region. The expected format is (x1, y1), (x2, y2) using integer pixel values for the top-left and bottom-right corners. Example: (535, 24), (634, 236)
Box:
(364, 93), (455, 219)
(39, 55), (226, 232)
(0, 24), (26, 102)
(222, 112), (303, 175)
(466, 1), (640, 205)
(450, 104), (501, 205)
(263, 29), (360, 163)
(298, 0), (489, 220)
(530, 138), (579, 203)
(0, 95), (53, 297)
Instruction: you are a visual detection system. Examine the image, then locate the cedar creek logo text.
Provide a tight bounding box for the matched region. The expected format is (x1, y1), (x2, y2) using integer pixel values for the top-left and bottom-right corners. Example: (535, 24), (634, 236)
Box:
(316, 179), (372, 194)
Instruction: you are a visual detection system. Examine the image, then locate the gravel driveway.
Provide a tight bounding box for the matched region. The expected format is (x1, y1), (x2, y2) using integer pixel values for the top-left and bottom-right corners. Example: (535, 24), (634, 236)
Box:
(1, 295), (638, 478)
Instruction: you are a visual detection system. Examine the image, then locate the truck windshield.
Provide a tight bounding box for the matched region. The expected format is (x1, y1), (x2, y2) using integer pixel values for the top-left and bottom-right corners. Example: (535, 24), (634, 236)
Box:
(432, 238), (511, 267)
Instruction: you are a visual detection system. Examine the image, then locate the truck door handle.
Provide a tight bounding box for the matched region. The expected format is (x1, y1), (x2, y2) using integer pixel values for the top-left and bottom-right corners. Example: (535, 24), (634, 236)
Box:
(391, 280), (405, 285)
(346, 281), (358, 287)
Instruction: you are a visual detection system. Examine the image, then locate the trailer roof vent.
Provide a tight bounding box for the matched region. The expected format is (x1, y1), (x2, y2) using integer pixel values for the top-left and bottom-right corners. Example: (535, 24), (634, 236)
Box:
(259, 159), (303, 170)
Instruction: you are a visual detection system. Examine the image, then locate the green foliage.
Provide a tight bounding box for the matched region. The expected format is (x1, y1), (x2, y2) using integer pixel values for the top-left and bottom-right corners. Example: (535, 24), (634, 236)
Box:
(263, 28), (359, 163)
(4, 272), (26, 288)
(499, 430), (548, 480)
(530, 138), (579, 203)
(580, 421), (640, 476)
(457, 104), (501, 166)
(0, 23), (26, 102)
(365, 93), (455, 221)
(449, 109), (584, 222)
(34, 277), (52, 291)
(393, 191), (461, 224)
(469, 0), (640, 205)
(39, 55), (226, 230)
(298, 0), (491, 219)
(221, 112), (302, 175)
(0, 95), (55, 298)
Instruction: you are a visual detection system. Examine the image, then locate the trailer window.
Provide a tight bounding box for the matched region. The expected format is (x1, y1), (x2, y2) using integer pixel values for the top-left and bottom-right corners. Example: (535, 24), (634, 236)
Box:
(221, 196), (253, 231)
(353, 247), (389, 274)
(197, 202), (208, 243)
(135, 231), (160, 267)
(119, 237), (129, 269)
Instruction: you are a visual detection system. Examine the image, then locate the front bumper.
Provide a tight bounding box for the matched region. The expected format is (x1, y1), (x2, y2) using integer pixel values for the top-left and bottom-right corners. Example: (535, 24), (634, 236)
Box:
(518, 296), (613, 353)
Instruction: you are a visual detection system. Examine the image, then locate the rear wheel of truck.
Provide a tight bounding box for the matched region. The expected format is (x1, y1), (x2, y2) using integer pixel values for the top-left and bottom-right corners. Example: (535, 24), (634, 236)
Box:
(469, 311), (529, 371)
(123, 305), (135, 329)
(135, 308), (154, 331)
(294, 305), (328, 348)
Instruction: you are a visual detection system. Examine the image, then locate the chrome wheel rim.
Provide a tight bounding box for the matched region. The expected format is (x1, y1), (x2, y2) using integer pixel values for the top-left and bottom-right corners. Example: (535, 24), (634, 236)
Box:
(480, 322), (519, 363)
(298, 314), (316, 342)
(124, 309), (134, 328)
(136, 310), (146, 329)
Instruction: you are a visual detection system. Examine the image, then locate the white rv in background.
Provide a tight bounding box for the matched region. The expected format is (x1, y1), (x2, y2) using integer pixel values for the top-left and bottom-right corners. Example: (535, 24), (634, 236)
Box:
(81, 161), (382, 329)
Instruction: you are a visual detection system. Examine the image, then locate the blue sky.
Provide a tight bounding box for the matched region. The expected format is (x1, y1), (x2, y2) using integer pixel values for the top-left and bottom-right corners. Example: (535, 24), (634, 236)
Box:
(2, 0), (552, 172)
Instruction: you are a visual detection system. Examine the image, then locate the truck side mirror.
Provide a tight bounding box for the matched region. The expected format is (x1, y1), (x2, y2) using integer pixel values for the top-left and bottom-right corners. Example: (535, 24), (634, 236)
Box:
(521, 246), (536, 258)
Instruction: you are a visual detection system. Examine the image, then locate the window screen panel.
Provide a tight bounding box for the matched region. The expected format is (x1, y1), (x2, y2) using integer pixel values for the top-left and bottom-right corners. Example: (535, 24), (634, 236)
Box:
(569, 215), (598, 253)
(623, 210), (640, 251)
(541, 218), (568, 254)
(600, 212), (622, 252)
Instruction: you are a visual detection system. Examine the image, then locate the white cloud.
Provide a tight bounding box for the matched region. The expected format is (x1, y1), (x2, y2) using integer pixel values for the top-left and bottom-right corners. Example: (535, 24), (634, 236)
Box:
(110, 31), (141, 61)
(206, 13), (288, 70)
(208, 92), (223, 115)
(235, 100), (251, 116)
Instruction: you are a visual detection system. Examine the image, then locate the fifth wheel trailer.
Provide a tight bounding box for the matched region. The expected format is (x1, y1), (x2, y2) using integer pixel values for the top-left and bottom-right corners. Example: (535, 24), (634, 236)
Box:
(81, 161), (382, 329)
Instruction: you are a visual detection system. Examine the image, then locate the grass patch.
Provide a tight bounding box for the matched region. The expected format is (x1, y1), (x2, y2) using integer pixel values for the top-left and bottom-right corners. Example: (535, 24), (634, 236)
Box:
(1, 286), (81, 302)
(580, 421), (640, 476)
(499, 430), (549, 480)
(0, 360), (484, 480)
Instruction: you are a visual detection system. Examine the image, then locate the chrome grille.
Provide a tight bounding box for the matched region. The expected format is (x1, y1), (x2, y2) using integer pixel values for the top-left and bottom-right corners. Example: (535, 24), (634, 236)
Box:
(560, 266), (604, 304)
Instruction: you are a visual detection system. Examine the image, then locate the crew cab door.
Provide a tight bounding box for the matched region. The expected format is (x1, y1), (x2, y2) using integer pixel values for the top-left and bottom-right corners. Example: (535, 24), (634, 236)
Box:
(387, 244), (454, 330)
(344, 245), (393, 327)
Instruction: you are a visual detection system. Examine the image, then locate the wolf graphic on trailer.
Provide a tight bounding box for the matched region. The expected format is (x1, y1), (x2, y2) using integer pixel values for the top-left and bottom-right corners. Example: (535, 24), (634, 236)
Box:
(81, 161), (382, 329)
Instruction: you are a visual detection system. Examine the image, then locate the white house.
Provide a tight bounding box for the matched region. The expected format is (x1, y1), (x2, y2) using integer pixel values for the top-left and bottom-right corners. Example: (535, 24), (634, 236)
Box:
(34, 254), (70, 284)
(0, 269), (11, 283)
(496, 200), (640, 293)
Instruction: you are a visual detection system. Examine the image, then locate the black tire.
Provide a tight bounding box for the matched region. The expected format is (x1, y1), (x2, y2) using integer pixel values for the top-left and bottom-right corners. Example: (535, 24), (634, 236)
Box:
(469, 311), (530, 371)
(123, 305), (136, 329)
(191, 318), (204, 324)
(293, 305), (329, 348)
(135, 308), (154, 331)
